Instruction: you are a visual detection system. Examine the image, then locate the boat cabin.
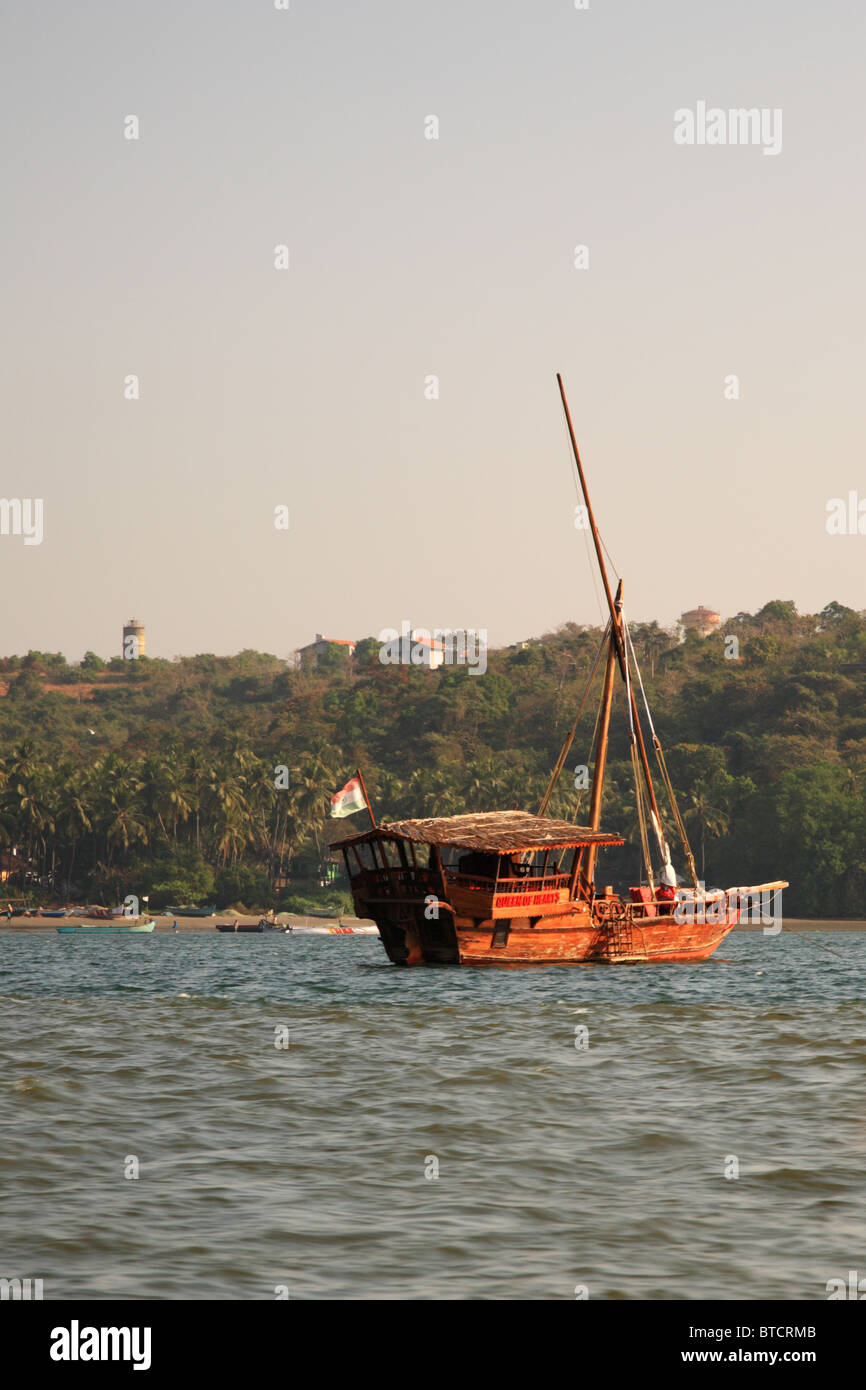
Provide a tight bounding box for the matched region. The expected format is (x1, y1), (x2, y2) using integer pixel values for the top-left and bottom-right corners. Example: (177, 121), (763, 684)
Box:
(335, 810), (624, 963)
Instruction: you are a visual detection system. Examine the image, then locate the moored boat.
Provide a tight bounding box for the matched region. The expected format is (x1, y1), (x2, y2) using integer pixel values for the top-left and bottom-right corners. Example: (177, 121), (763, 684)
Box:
(170, 905), (216, 918)
(333, 375), (788, 966)
(284, 923), (379, 935)
(57, 921), (156, 935)
(215, 917), (300, 928)
(215, 920), (267, 933)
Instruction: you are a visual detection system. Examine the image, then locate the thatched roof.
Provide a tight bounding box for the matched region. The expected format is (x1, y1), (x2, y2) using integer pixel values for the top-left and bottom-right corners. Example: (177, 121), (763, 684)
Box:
(335, 810), (623, 853)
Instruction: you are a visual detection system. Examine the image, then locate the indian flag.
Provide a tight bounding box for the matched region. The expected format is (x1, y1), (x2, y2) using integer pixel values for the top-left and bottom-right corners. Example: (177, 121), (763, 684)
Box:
(329, 776), (366, 819)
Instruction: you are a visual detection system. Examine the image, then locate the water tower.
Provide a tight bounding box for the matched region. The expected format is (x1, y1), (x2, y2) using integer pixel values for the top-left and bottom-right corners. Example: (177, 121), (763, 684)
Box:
(680, 605), (721, 638)
(123, 618), (146, 660)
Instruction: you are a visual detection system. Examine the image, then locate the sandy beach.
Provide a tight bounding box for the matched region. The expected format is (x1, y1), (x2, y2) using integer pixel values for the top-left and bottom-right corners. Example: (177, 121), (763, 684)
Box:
(0, 913), (371, 932)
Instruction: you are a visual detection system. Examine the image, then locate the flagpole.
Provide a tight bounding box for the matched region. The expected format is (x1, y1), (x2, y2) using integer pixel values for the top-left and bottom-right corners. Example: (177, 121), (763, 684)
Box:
(355, 767), (377, 828)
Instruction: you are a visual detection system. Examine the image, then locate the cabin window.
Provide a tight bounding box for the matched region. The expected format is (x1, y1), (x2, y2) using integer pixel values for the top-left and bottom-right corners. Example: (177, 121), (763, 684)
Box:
(353, 843), (378, 872)
(379, 839), (405, 870)
(344, 848), (364, 879)
(439, 846), (470, 874)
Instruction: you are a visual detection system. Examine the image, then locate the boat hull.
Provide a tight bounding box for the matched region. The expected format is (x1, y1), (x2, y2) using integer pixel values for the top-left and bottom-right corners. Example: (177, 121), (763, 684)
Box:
(372, 903), (738, 966)
(215, 923), (270, 932)
(285, 924), (379, 935)
(57, 922), (155, 935)
(454, 915), (737, 965)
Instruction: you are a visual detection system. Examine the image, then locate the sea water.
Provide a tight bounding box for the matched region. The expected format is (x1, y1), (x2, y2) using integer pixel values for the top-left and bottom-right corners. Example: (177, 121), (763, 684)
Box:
(1, 930), (864, 1300)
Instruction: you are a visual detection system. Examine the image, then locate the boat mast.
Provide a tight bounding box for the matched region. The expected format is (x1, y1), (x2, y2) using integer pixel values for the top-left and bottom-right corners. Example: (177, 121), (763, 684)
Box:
(556, 373), (665, 857)
(582, 587), (619, 893)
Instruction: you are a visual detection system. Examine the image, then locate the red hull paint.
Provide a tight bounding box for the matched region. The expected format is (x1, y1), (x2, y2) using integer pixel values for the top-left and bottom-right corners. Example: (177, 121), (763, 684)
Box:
(454, 916), (738, 965)
(372, 903), (740, 967)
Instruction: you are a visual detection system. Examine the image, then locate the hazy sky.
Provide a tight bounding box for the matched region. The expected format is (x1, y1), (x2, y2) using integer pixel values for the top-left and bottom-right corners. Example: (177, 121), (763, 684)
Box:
(2, 1), (865, 662)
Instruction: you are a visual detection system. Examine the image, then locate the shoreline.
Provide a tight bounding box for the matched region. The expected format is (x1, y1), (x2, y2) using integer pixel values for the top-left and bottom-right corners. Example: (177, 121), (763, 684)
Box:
(0, 913), (364, 933)
(1, 916), (865, 934)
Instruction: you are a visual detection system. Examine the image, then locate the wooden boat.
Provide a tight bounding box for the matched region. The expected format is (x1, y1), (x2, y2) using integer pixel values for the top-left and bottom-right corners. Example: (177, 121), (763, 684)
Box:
(334, 376), (787, 966)
(38, 909), (68, 918)
(57, 921), (156, 935)
(215, 919), (283, 933)
(171, 905), (216, 918)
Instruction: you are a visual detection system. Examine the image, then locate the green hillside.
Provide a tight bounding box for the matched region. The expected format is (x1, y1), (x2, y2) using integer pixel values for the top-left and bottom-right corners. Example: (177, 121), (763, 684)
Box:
(1, 598), (864, 916)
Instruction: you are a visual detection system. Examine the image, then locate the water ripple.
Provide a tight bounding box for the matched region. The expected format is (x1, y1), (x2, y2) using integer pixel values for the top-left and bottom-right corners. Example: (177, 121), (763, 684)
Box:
(0, 931), (864, 1298)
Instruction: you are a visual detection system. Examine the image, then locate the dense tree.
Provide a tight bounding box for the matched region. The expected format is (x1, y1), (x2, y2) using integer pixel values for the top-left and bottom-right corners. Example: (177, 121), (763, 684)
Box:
(0, 600), (864, 913)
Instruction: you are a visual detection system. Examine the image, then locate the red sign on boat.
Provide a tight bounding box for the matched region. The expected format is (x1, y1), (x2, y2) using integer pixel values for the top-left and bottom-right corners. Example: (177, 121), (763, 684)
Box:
(494, 891), (560, 909)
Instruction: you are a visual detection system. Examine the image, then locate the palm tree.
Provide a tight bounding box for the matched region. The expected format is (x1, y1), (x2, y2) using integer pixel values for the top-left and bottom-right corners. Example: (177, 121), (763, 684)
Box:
(184, 750), (208, 850)
(203, 761), (251, 866)
(290, 751), (338, 870)
(684, 781), (730, 878)
(90, 756), (147, 869)
(55, 777), (92, 902)
(461, 757), (508, 811)
(141, 753), (192, 844)
(104, 785), (149, 864)
(5, 747), (55, 879)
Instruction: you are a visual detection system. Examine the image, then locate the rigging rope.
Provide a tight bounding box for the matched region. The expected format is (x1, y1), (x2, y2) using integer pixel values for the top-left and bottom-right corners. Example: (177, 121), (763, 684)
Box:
(576, 673), (604, 822)
(538, 621), (611, 816)
(623, 618), (700, 891)
(624, 620), (657, 742)
(555, 658), (608, 872)
(654, 746), (700, 891)
(571, 467), (606, 624)
(630, 742), (655, 891)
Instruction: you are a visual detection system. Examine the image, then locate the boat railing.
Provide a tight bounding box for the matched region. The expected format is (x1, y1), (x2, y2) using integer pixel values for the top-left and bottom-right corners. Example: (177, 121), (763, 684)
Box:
(356, 866), (440, 898)
(491, 874), (571, 895)
(603, 890), (738, 923)
(447, 871), (496, 892)
(446, 872), (571, 895)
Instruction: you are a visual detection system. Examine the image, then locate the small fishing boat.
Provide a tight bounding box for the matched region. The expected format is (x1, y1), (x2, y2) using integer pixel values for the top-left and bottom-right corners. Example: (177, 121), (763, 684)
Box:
(57, 921), (156, 935)
(284, 923), (379, 936)
(38, 909), (68, 918)
(215, 919), (285, 933)
(334, 375), (787, 966)
(170, 905), (216, 918)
